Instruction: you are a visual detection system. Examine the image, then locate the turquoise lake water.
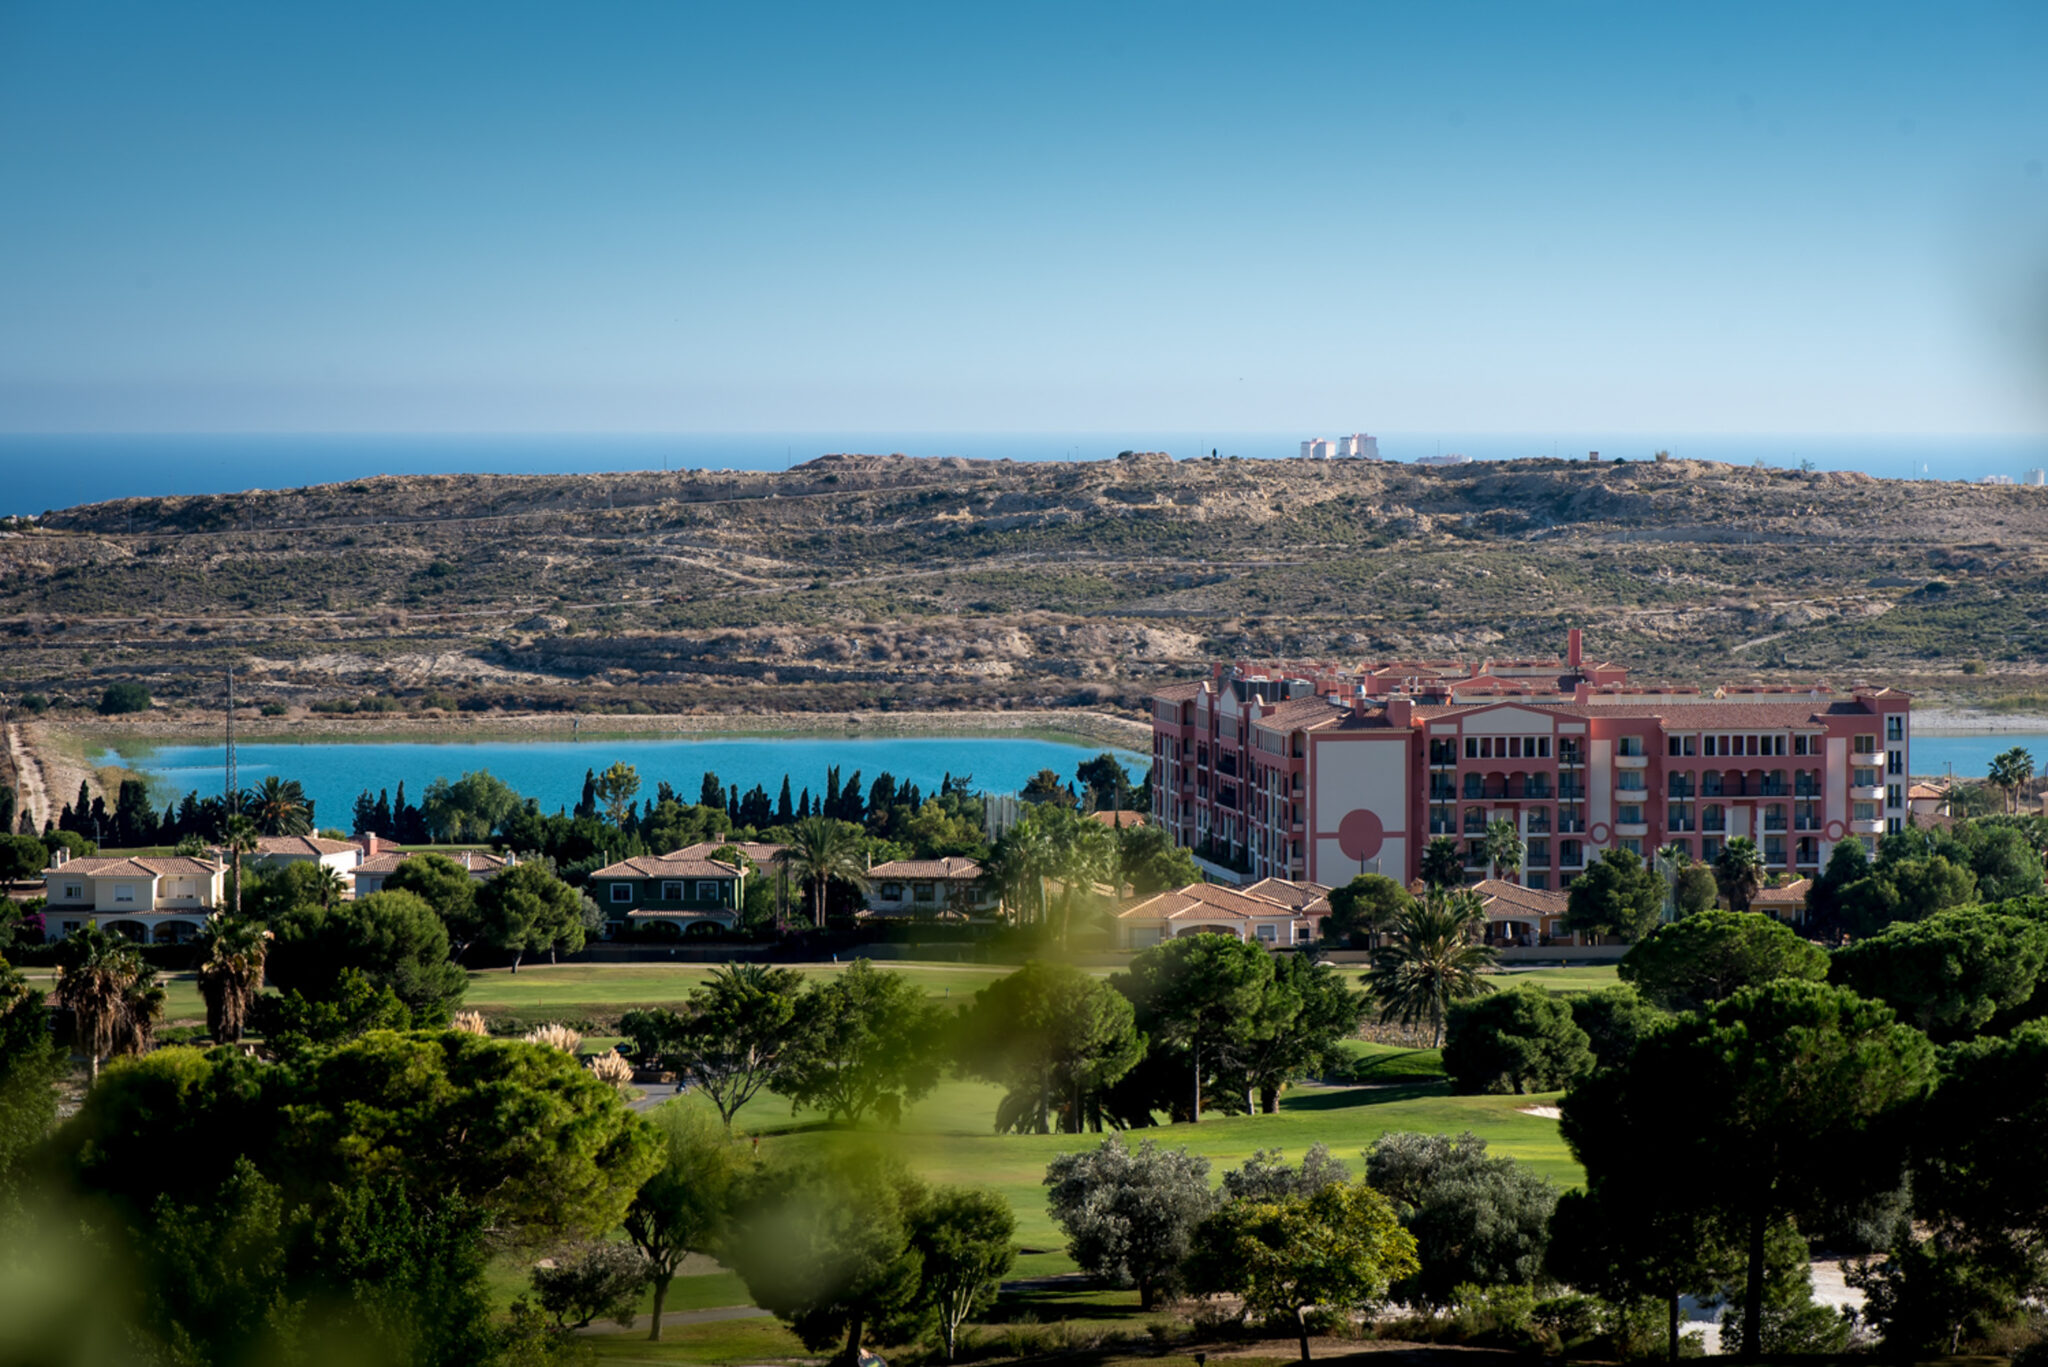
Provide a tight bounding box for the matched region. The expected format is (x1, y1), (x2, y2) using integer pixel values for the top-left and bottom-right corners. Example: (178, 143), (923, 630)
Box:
(1912, 734), (2048, 784)
(96, 733), (1151, 828)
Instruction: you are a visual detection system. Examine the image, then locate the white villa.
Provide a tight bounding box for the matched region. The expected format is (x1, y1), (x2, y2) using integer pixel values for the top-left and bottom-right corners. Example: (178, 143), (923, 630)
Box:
(1114, 880), (1324, 949)
(43, 852), (227, 943)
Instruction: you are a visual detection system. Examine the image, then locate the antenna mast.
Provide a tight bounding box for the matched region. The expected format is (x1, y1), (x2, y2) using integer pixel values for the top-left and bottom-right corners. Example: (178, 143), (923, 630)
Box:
(224, 666), (238, 810)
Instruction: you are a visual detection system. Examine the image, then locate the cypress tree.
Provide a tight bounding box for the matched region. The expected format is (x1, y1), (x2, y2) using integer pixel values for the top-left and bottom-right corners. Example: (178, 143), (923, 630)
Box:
(798, 787), (811, 818)
(700, 772), (723, 810)
(777, 775), (794, 824)
(374, 788), (393, 834)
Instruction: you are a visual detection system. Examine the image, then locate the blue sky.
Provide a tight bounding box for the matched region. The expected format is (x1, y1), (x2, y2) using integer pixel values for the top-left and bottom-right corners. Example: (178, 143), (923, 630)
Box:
(1, 2), (2043, 437)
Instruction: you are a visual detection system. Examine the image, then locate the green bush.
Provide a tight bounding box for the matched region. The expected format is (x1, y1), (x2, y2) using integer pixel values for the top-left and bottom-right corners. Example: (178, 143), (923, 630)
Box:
(97, 682), (153, 715)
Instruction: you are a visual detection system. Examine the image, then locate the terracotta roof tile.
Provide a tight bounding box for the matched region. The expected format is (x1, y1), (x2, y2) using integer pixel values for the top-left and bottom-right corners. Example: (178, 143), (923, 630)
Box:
(868, 858), (983, 879)
(1118, 881), (1310, 922)
(588, 854), (743, 880)
(53, 856), (222, 879)
(251, 835), (361, 857)
(1470, 879), (1571, 918)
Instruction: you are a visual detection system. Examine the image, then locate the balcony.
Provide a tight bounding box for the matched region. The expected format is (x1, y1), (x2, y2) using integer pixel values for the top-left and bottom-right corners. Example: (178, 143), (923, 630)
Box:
(1850, 784), (1886, 801)
(1702, 817), (1727, 833)
(1850, 818), (1885, 835)
(1558, 818), (1586, 834)
(1614, 753), (1649, 769)
(1463, 779), (1555, 801)
(1668, 781), (1695, 798)
(1557, 781), (1586, 800)
(1615, 822), (1650, 837)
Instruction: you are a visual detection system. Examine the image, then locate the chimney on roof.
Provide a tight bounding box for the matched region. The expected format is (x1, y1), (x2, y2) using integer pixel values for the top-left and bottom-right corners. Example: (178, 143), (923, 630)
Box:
(1568, 627), (1583, 669)
(51, 847), (68, 869)
(361, 832), (380, 858)
(1387, 697), (1415, 727)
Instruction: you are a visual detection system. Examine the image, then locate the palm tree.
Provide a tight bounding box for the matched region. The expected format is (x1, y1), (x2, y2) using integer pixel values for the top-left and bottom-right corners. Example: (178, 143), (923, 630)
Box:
(1420, 835), (1467, 890)
(1988, 747), (2036, 816)
(196, 914), (271, 1044)
(1713, 836), (1766, 913)
(1365, 890), (1496, 1047)
(783, 815), (868, 929)
(1049, 817), (1118, 946)
(222, 814), (260, 918)
(1653, 842), (1691, 920)
(311, 863), (347, 909)
(53, 925), (165, 1080)
(1482, 818), (1525, 882)
(986, 818), (1058, 925)
(249, 776), (313, 836)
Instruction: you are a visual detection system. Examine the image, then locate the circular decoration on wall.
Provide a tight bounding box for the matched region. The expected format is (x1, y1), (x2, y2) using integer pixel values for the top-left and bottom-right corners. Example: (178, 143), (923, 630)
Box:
(1589, 822), (1612, 844)
(1824, 820), (1846, 842)
(1336, 808), (1385, 862)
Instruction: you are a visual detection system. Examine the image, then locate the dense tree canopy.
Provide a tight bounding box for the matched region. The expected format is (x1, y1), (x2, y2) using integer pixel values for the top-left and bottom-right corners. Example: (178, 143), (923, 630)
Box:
(267, 890), (467, 1024)
(1561, 979), (1937, 1358)
(1442, 986), (1594, 1095)
(1830, 909), (2048, 1041)
(1044, 1136), (1214, 1309)
(1618, 910), (1829, 1012)
(1364, 1130), (1558, 1306)
(776, 959), (949, 1126)
(1564, 848), (1665, 942)
(1114, 933), (1275, 1121)
(957, 961), (1142, 1133)
(1321, 872), (1412, 948)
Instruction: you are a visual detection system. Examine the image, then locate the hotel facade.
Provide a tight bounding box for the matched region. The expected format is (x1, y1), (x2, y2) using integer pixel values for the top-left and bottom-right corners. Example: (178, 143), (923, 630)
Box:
(1148, 631), (1910, 891)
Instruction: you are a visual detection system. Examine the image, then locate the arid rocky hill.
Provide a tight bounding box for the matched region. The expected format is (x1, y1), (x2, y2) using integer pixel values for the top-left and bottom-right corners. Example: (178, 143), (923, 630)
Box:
(5, 451), (2047, 717)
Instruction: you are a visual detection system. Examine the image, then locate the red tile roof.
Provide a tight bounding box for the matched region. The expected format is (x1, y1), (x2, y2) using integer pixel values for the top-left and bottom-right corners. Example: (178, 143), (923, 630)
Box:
(588, 855), (743, 880)
(1117, 882), (1311, 923)
(868, 858), (983, 880)
(1470, 879), (1570, 919)
(674, 840), (788, 865)
(54, 855), (223, 879)
(1239, 878), (1332, 914)
(1088, 810), (1149, 829)
(251, 835), (361, 857)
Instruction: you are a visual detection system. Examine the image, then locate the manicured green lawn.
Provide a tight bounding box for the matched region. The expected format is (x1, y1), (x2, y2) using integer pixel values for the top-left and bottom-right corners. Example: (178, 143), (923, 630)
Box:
(662, 1072), (1577, 1260)
(1492, 964), (1621, 993)
(584, 1317), (808, 1364)
(460, 961), (1020, 1023)
(1336, 1039), (1447, 1082)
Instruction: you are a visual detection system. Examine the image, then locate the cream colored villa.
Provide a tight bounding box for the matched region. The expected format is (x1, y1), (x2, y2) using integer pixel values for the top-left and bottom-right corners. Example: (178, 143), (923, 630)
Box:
(43, 852), (227, 943)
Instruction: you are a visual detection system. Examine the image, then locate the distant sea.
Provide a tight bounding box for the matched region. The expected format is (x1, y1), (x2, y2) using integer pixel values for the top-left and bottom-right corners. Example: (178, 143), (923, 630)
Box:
(6, 431), (2048, 516)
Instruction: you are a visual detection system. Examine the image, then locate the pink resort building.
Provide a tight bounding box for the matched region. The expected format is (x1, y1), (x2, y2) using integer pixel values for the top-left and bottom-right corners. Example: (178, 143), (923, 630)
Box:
(1148, 630), (1911, 891)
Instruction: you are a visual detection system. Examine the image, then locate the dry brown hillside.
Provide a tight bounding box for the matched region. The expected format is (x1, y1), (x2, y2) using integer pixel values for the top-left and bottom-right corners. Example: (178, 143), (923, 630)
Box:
(4, 451), (2046, 718)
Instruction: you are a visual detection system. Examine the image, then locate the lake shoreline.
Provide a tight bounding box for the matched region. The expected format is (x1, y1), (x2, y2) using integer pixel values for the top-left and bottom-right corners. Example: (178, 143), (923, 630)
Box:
(22, 707), (1151, 828)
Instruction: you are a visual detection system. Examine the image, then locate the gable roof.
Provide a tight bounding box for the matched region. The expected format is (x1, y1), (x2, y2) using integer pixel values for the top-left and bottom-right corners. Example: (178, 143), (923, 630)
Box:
(52, 856), (221, 879)
(588, 854), (742, 880)
(1751, 878), (1814, 906)
(673, 840), (788, 865)
(1088, 810), (1149, 829)
(1118, 881), (1309, 923)
(1470, 879), (1570, 920)
(1238, 878), (1332, 915)
(251, 834), (361, 857)
(356, 849), (512, 876)
(868, 857), (983, 880)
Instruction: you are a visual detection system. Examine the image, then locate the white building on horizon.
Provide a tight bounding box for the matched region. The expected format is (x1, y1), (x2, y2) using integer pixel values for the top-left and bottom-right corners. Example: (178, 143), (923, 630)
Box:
(2025, 469), (2045, 487)
(1301, 434), (1377, 460)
